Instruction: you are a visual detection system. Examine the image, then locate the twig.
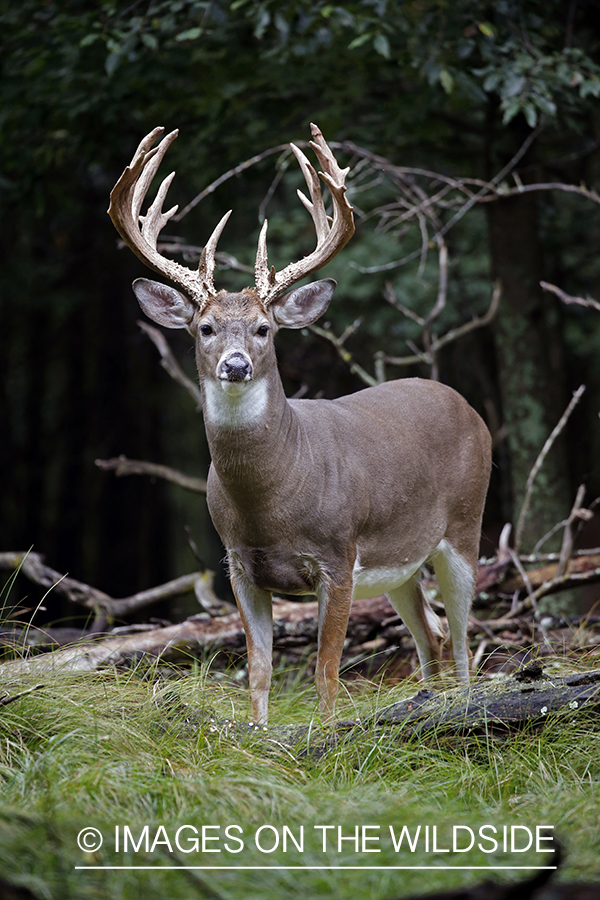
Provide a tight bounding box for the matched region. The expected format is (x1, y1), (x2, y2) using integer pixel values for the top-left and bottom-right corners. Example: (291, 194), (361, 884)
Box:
(137, 321), (203, 412)
(0, 684), (45, 708)
(430, 279), (502, 352)
(153, 242), (254, 275)
(556, 484), (591, 579)
(95, 456), (207, 494)
(472, 638), (488, 672)
(474, 180), (600, 207)
(384, 283), (425, 326)
(309, 321), (378, 387)
(258, 164), (288, 223)
(0, 552), (216, 618)
(540, 281), (600, 314)
(423, 238), (448, 380)
(384, 280), (501, 371)
(508, 548), (538, 614)
(514, 385), (586, 553)
(425, 239), (448, 327)
(344, 127), (544, 278)
(174, 143), (291, 221)
(521, 545), (600, 564)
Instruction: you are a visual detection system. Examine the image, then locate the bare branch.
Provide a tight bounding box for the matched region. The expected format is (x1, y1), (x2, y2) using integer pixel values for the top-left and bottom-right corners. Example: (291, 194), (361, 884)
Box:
(422, 238), (449, 380)
(151, 241), (254, 276)
(137, 320), (203, 411)
(433, 278), (502, 351)
(515, 385), (586, 553)
(384, 282), (425, 326)
(309, 321), (378, 387)
(540, 281), (600, 314)
(507, 547), (538, 614)
(0, 684), (45, 708)
(95, 456), (207, 494)
(424, 239), (448, 327)
(384, 280), (502, 372)
(475, 180), (600, 207)
(556, 485), (592, 579)
(0, 551), (216, 618)
(174, 144), (291, 221)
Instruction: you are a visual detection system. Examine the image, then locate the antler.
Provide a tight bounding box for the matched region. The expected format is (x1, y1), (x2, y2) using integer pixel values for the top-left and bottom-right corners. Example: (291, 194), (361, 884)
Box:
(108, 126), (230, 308)
(109, 124), (354, 308)
(255, 123), (355, 305)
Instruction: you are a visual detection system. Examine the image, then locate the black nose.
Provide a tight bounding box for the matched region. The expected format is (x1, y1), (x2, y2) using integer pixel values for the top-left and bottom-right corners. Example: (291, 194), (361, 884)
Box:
(222, 353), (252, 382)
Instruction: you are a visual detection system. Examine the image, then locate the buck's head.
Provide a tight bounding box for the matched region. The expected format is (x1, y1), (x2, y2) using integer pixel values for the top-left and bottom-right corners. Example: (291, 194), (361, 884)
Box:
(108, 123), (354, 395)
(130, 278), (336, 391)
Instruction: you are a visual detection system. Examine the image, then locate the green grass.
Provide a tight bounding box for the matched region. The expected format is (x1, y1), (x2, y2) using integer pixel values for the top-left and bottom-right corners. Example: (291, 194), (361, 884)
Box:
(0, 661), (599, 899)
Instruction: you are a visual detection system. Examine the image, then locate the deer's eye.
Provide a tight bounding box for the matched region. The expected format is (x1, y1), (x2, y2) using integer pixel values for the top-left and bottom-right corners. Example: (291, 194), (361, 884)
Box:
(256, 324), (270, 337)
(199, 324), (214, 336)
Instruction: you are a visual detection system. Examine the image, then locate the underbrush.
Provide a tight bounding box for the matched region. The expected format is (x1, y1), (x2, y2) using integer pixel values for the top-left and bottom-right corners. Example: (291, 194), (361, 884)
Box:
(0, 662), (598, 899)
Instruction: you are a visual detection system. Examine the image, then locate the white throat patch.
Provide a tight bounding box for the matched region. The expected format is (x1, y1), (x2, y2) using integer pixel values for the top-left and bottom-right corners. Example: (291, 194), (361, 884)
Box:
(203, 378), (269, 429)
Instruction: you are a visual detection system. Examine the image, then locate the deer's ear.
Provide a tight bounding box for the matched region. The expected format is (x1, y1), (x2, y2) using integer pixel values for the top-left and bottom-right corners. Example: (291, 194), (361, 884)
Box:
(132, 278), (195, 328)
(271, 278), (336, 328)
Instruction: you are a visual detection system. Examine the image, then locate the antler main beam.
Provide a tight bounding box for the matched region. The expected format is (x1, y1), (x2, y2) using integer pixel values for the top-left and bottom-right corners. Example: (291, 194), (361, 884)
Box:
(255, 123), (355, 305)
(108, 127), (230, 308)
(109, 124), (354, 308)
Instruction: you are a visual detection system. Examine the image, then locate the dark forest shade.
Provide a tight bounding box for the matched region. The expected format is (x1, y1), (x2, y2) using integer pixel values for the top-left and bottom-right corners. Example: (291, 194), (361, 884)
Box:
(2, 0), (600, 619)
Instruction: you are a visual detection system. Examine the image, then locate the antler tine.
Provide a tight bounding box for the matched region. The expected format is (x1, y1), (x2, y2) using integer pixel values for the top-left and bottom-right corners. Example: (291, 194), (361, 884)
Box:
(290, 143), (329, 242)
(308, 122), (350, 190)
(140, 170), (178, 247)
(255, 123), (355, 307)
(198, 210), (233, 294)
(131, 128), (177, 223)
(108, 127), (224, 309)
(255, 219), (278, 297)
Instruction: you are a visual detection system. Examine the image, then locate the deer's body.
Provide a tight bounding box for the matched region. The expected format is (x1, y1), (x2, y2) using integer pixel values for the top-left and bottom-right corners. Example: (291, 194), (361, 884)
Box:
(206, 377), (489, 593)
(109, 124), (492, 724)
(201, 335), (491, 723)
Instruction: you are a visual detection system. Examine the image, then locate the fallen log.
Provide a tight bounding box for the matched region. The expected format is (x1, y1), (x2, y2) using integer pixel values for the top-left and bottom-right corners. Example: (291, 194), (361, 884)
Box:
(373, 664), (600, 734)
(197, 664), (600, 757)
(475, 551), (600, 601)
(4, 550), (600, 682)
(0, 594), (404, 679)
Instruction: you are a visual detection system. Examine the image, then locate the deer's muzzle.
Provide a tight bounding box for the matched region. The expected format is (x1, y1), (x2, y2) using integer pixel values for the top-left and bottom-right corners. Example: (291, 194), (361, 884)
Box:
(218, 352), (253, 383)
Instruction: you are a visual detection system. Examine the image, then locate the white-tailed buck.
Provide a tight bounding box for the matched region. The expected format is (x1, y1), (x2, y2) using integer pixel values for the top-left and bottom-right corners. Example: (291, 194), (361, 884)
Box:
(109, 124), (492, 724)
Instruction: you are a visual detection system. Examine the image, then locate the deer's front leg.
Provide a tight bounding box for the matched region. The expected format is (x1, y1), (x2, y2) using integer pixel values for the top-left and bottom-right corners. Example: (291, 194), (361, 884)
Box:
(316, 580), (353, 724)
(229, 555), (273, 724)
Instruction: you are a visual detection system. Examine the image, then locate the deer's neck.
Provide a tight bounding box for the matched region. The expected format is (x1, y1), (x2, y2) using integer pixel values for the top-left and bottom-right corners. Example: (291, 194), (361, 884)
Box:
(202, 370), (296, 487)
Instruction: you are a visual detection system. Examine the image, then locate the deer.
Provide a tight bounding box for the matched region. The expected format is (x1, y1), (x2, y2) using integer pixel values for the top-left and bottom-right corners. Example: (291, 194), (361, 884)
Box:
(108, 123), (492, 725)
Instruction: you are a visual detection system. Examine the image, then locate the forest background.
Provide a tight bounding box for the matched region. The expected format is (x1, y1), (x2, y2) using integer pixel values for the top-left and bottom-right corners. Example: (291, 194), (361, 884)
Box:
(2, 0), (600, 623)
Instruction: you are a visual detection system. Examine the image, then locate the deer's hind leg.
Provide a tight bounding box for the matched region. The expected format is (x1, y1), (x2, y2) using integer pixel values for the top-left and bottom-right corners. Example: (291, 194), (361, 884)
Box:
(430, 539), (476, 684)
(386, 574), (445, 681)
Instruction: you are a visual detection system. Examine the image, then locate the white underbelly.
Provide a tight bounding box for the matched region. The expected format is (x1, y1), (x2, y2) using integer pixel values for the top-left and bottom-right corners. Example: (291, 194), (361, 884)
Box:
(351, 557), (426, 600)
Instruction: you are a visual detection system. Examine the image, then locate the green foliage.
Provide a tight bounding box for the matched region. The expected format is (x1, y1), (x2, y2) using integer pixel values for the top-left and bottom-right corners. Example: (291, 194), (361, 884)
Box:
(224, 0), (600, 127)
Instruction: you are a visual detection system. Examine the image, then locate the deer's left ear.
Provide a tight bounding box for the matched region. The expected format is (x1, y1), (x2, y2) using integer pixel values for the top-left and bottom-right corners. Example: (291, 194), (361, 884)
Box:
(271, 279), (336, 328)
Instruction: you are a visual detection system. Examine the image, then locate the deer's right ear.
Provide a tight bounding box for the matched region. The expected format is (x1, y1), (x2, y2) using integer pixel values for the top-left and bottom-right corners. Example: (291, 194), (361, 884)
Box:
(132, 278), (195, 329)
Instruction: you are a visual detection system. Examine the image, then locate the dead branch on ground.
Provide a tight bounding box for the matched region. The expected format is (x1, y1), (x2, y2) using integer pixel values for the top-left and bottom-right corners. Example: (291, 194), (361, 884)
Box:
(4, 540), (600, 682)
(0, 552), (219, 620)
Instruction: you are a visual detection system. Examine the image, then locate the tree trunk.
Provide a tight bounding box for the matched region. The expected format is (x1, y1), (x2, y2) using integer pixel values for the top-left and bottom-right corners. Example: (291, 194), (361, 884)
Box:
(485, 116), (572, 572)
